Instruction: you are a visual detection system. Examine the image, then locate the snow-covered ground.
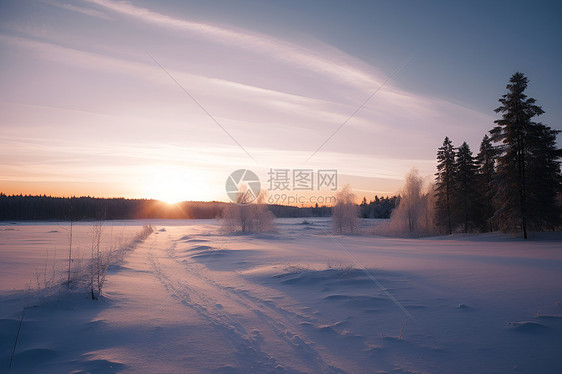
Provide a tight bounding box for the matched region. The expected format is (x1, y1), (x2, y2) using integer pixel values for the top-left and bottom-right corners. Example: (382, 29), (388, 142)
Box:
(1, 219), (562, 373)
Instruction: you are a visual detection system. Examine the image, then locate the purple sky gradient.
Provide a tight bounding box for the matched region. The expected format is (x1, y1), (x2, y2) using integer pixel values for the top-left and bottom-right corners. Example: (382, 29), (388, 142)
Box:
(1, 0), (560, 202)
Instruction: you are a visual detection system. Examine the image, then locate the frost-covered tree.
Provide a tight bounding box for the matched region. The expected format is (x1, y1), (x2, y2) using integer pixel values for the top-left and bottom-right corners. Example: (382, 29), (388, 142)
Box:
(222, 189), (275, 233)
(453, 142), (478, 233)
(332, 185), (359, 234)
(435, 137), (455, 234)
(389, 169), (435, 235)
(490, 72), (561, 238)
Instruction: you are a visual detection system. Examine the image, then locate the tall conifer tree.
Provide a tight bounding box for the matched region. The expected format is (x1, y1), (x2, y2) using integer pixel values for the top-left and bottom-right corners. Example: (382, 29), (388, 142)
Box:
(476, 135), (497, 231)
(491, 72), (561, 238)
(435, 137), (455, 234)
(454, 142), (478, 233)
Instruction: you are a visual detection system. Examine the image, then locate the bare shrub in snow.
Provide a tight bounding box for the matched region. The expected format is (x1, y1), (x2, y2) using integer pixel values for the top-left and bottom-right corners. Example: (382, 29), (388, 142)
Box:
(89, 220), (105, 300)
(31, 249), (61, 300)
(29, 224), (154, 302)
(332, 185), (360, 234)
(89, 223), (154, 299)
(107, 224), (154, 264)
(327, 262), (355, 277)
(283, 263), (312, 273)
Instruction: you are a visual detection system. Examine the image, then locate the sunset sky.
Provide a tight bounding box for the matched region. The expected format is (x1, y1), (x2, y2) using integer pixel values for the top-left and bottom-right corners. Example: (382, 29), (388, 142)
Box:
(1, 0), (561, 203)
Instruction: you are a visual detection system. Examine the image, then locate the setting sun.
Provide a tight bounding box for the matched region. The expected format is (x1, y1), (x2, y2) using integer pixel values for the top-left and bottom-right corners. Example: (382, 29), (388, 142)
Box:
(142, 165), (195, 204)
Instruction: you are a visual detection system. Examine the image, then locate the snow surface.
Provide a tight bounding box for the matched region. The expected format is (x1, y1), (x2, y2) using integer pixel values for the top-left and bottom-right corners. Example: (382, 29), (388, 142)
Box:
(1, 218), (562, 373)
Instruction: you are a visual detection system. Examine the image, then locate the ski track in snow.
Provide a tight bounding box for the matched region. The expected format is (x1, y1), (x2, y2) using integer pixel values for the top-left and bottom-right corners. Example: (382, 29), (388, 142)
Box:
(146, 230), (346, 373)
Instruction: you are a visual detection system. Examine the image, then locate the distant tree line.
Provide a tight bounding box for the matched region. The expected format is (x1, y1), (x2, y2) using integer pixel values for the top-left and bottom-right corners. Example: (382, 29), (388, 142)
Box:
(434, 72), (561, 238)
(0, 194), (225, 220)
(268, 203), (332, 218)
(0, 194), (333, 221)
(358, 195), (398, 219)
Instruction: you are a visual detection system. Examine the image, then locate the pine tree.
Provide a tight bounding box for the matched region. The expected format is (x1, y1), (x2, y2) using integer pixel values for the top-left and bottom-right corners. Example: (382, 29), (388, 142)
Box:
(435, 136), (455, 234)
(454, 142), (478, 233)
(490, 72), (561, 238)
(525, 123), (562, 229)
(475, 135), (497, 231)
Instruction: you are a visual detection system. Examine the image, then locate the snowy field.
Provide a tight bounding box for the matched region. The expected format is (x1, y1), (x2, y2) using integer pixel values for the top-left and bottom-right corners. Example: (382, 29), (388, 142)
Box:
(1, 218), (562, 373)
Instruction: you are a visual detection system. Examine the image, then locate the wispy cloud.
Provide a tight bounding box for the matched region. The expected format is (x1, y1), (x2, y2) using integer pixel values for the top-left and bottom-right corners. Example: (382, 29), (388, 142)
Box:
(40, 0), (113, 20)
(0, 29), (493, 159)
(84, 0), (380, 90)
(0, 33), (384, 136)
